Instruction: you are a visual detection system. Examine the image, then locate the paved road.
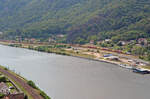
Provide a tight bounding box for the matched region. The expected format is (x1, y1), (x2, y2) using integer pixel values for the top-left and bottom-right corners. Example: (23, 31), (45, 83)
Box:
(0, 68), (43, 99)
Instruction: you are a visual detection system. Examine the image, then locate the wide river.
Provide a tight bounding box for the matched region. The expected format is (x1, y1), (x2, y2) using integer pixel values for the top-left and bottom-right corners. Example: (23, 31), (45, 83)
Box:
(0, 45), (150, 99)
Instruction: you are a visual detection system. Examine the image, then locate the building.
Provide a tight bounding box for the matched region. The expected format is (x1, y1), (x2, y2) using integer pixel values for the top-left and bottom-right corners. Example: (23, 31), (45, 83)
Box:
(103, 54), (113, 57)
(103, 54), (119, 60)
(105, 56), (119, 60)
(138, 38), (148, 45)
(0, 82), (10, 95)
(89, 40), (94, 44)
(48, 38), (56, 43)
(4, 93), (24, 99)
(56, 34), (65, 38)
(119, 41), (127, 46)
(0, 79), (25, 99)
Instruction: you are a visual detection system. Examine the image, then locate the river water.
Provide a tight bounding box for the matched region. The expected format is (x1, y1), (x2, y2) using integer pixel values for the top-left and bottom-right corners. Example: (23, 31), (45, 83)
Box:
(0, 45), (150, 99)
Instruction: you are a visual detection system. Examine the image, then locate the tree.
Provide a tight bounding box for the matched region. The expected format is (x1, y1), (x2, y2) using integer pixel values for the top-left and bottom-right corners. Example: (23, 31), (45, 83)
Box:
(0, 76), (7, 82)
(0, 93), (5, 98)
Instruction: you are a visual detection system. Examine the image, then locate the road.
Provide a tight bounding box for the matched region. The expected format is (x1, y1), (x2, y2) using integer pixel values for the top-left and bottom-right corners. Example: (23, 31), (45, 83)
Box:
(0, 68), (43, 99)
(72, 46), (149, 64)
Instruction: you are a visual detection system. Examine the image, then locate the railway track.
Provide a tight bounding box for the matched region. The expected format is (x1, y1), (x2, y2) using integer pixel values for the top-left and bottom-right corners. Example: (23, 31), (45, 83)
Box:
(0, 68), (43, 99)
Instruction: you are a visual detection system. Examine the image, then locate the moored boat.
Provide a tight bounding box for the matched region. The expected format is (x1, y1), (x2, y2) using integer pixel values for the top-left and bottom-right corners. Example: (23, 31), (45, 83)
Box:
(132, 68), (150, 74)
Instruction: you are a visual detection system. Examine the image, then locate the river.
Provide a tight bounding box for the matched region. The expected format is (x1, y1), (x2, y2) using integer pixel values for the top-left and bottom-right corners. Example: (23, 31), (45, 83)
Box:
(0, 45), (150, 99)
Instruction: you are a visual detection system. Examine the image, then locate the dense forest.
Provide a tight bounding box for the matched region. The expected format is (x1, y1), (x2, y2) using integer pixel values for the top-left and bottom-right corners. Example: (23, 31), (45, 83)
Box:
(0, 0), (150, 43)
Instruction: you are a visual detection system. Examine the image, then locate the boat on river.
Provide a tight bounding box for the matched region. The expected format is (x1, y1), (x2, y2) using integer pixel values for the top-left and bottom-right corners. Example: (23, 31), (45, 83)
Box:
(132, 68), (150, 74)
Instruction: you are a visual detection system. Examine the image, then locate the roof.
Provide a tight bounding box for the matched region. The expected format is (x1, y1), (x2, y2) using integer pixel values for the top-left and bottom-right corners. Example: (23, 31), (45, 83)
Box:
(0, 82), (9, 95)
(103, 54), (113, 57)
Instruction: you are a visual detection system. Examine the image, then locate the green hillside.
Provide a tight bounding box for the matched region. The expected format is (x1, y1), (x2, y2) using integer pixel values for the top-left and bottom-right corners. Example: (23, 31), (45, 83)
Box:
(0, 0), (150, 43)
(67, 0), (150, 43)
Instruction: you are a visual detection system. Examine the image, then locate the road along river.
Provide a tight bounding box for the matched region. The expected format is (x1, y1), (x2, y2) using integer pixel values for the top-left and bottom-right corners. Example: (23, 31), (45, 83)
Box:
(0, 45), (150, 99)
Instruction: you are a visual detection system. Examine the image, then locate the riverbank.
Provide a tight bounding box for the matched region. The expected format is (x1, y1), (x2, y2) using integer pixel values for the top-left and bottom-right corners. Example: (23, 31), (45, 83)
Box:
(1, 44), (150, 99)
(0, 42), (122, 65)
(0, 41), (150, 70)
(0, 65), (50, 99)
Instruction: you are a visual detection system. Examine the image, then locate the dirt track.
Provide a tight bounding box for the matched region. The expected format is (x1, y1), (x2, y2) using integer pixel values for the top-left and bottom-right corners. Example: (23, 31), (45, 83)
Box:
(0, 68), (43, 99)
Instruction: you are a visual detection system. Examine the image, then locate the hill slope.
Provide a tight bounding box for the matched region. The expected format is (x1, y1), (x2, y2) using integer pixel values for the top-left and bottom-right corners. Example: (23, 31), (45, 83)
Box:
(0, 0), (150, 43)
(67, 0), (150, 43)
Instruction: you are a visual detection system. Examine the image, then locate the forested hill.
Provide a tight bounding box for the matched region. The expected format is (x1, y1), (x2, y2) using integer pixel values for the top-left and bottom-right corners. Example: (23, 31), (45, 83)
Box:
(1, 0), (150, 43)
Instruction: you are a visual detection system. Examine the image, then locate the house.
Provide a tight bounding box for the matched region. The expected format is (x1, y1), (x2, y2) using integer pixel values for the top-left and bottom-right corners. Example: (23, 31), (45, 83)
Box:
(30, 38), (36, 42)
(136, 44), (142, 47)
(89, 40), (94, 44)
(0, 82), (10, 95)
(138, 38), (148, 45)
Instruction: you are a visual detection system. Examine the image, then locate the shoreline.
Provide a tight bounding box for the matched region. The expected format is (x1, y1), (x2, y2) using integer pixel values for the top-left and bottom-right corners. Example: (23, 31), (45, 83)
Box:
(0, 42), (150, 71)
(0, 43), (121, 66)
(68, 55), (120, 66)
(0, 65), (50, 99)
